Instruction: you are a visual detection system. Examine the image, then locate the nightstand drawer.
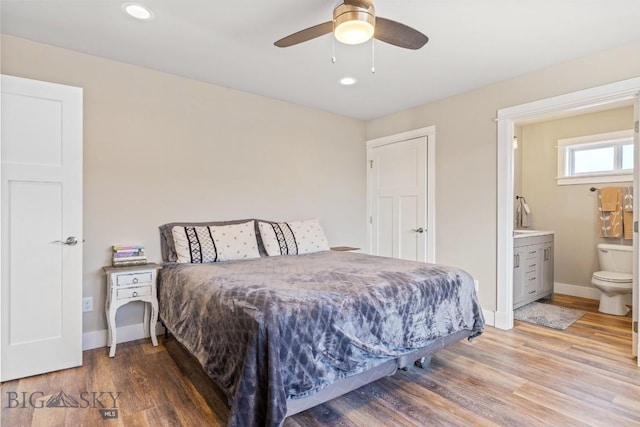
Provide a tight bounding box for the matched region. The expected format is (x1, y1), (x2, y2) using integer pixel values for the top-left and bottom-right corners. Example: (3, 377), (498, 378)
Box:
(116, 285), (152, 300)
(116, 272), (152, 286)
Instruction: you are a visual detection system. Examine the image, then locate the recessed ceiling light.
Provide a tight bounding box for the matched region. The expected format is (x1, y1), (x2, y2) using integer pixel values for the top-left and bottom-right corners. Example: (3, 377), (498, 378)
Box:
(122, 2), (154, 21)
(339, 77), (358, 86)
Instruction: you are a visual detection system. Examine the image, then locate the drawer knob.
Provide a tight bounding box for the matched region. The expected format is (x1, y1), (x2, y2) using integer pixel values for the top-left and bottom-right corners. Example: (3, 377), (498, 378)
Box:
(132, 291), (138, 297)
(133, 278), (138, 284)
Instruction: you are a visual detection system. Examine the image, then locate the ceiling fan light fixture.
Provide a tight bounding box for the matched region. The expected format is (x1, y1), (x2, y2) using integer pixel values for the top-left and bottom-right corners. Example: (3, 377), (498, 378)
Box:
(333, 4), (375, 45)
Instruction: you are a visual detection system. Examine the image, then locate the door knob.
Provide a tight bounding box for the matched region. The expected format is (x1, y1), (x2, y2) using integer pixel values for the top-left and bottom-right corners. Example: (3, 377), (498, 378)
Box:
(52, 236), (79, 246)
(411, 227), (425, 233)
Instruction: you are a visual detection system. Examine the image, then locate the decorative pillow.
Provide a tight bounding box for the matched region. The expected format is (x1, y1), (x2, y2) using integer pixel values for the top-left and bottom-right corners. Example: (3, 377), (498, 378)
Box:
(171, 221), (260, 263)
(160, 219), (271, 262)
(258, 219), (329, 256)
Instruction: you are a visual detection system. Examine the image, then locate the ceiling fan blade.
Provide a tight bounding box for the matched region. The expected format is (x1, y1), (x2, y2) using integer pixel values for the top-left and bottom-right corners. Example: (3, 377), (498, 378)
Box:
(274, 21), (333, 48)
(344, 0), (373, 8)
(374, 17), (429, 50)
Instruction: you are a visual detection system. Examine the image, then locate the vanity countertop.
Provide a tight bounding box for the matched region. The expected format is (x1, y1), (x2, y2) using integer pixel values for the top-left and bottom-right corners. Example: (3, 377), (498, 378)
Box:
(513, 230), (555, 239)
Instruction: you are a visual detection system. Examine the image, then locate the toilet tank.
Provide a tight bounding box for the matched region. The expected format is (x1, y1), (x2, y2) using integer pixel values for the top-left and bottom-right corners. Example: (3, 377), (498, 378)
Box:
(597, 243), (633, 274)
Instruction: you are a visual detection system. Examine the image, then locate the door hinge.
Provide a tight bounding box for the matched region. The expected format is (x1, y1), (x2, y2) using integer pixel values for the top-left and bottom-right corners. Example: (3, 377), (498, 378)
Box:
(634, 321), (638, 333)
(635, 120), (639, 133)
(635, 221), (638, 233)
(369, 160), (373, 168)
(369, 216), (373, 224)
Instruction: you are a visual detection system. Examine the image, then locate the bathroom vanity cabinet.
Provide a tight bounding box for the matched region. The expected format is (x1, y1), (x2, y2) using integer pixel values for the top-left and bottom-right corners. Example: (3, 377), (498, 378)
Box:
(513, 232), (554, 309)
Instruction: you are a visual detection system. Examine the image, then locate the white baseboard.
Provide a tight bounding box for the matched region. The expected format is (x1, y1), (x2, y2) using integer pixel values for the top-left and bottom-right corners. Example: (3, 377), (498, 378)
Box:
(493, 310), (513, 330)
(553, 282), (600, 300)
(554, 281), (632, 304)
(482, 309), (495, 327)
(82, 322), (165, 351)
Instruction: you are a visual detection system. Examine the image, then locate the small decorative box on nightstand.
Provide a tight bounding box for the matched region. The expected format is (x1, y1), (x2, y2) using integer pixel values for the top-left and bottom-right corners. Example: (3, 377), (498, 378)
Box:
(103, 263), (161, 357)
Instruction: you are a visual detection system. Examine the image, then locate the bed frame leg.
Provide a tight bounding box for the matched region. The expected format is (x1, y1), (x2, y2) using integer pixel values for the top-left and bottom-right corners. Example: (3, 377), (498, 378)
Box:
(414, 355), (432, 369)
(161, 321), (169, 339)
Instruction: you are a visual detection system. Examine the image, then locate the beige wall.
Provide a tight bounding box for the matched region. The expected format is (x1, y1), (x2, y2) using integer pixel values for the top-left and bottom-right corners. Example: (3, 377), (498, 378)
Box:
(520, 107), (634, 289)
(3, 33), (640, 329)
(1, 35), (366, 333)
(366, 40), (640, 311)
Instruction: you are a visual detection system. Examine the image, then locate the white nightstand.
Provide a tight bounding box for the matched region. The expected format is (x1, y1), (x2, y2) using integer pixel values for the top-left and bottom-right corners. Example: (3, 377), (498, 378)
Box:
(103, 263), (161, 357)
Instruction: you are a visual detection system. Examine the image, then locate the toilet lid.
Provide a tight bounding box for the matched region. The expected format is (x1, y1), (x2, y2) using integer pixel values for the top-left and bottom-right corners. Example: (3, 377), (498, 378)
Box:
(592, 271), (633, 283)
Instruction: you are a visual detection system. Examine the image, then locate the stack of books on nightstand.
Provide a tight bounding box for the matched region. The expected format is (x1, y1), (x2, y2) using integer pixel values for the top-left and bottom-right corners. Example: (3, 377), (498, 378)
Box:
(112, 245), (147, 267)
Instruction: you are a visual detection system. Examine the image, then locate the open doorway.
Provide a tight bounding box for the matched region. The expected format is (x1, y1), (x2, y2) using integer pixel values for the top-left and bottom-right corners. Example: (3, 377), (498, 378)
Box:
(495, 77), (640, 362)
(516, 105), (634, 300)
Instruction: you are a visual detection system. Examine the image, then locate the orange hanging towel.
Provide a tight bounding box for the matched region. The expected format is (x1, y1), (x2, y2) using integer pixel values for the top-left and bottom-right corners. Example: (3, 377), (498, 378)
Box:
(597, 187), (622, 238)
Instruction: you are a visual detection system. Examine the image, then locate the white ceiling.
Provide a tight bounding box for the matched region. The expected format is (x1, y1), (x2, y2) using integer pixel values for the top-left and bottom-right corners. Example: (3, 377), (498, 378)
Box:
(2, 0), (640, 120)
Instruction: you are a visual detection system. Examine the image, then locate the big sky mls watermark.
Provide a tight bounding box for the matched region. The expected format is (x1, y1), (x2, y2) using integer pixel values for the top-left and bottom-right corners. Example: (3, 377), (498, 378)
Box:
(5, 390), (122, 419)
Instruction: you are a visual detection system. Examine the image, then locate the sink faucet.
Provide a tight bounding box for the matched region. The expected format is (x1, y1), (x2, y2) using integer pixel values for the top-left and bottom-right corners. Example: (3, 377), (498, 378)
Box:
(516, 195), (531, 228)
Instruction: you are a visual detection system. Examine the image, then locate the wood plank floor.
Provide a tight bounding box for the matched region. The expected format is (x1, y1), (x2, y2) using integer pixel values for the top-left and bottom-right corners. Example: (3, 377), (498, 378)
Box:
(1, 294), (638, 426)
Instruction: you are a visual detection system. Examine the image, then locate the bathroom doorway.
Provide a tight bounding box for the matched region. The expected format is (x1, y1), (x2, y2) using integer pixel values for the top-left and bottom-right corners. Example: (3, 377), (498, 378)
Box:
(515, 106), (634, 300)
(495, 77), (640, 363)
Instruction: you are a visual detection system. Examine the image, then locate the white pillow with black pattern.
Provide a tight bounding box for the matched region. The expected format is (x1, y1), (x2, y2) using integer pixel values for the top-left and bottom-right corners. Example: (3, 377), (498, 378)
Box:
(258, 219), (329, 256)
(209, 221), (260, 261)
(171, 221), (260, 263)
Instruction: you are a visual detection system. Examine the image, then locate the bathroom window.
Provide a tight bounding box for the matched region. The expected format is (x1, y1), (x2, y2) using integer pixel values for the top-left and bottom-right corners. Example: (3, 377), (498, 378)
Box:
(557, 129), (634, 185)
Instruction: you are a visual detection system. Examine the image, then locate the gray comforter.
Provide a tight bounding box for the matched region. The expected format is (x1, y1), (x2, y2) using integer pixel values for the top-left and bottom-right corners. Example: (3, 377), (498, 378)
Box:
(158, 251), (484, 427)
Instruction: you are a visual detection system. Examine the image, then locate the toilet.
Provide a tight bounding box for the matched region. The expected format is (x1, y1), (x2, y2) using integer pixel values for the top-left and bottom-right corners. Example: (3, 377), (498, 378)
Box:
(591, 243), (632, 316)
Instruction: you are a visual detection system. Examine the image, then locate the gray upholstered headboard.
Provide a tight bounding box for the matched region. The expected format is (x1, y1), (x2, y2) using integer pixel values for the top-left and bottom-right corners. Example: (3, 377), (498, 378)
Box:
(159, 219), (271, 262)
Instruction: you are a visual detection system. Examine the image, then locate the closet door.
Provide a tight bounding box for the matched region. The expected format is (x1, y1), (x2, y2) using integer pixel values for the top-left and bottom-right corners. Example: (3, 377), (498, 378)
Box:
(1, 75), (83, 381)
(368, 136), (427, 262)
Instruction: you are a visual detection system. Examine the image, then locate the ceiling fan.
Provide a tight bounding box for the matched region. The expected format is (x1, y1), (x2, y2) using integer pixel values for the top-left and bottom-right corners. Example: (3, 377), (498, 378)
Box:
(274, 0), (428, 50)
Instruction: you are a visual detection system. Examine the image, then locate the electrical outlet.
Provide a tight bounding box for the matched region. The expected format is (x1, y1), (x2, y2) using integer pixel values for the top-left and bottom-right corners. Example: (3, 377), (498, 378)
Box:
(474, 280), (479, 292)
(82, 297), (93, 313)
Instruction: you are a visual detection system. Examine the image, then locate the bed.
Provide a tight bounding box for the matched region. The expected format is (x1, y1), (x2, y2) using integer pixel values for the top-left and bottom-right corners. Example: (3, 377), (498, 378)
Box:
(158, 220), (484, 427)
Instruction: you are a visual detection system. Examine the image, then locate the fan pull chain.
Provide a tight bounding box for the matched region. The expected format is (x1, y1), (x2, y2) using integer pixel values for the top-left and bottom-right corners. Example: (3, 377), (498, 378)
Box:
(332, 35), (336, 63)
(371, 38), (375, 74)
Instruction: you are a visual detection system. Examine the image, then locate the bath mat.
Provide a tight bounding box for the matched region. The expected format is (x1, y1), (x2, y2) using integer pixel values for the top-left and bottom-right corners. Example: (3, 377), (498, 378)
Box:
(514, 302), (585, 330)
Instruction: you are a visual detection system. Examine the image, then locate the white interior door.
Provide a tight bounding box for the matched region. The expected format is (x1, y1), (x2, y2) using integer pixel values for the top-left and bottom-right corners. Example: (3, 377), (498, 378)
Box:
(369, 136), (427, 262)
(1, 75), (83, 381)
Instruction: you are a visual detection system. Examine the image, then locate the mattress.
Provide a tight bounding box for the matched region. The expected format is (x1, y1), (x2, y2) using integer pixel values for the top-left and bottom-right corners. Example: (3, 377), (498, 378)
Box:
(158, 250), (484, 426)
